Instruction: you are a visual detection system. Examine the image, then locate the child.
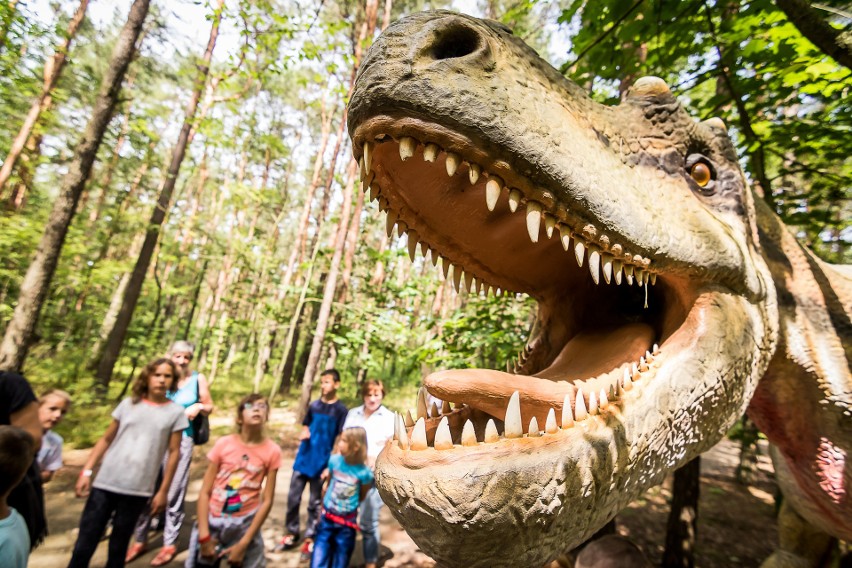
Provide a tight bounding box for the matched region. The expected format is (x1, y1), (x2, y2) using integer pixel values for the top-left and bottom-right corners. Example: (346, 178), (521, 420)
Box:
(0, 425), (36, 568)
(341, 379), (394, 568)
(310, 427), (373, 568)
(37, 389), (72, 483)
(68, 358), (188, 568)
(277, 369), (348, 558)
(188, 393), (281, 568)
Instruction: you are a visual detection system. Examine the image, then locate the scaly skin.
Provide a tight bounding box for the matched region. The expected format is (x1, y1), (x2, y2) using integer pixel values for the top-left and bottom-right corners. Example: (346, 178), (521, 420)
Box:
(347, 11), (848, 567)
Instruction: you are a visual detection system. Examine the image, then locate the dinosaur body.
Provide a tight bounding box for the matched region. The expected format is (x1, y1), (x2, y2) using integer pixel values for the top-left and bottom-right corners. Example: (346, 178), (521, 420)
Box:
(346, 11), (851, 567)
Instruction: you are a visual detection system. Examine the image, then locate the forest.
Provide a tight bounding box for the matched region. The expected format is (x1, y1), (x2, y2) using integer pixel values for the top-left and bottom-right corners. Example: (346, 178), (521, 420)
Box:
(0, 0), (848, 445)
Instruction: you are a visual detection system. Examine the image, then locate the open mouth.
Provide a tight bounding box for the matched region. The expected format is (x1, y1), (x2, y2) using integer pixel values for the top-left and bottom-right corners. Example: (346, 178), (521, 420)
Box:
(353, 116), (700, 451)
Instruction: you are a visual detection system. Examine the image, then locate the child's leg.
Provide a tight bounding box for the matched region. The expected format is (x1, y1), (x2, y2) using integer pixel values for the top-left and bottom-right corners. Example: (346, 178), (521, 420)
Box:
(310, 517), (335, 568)
(359, 487), (384, 566)
(163, 435), (194, 546)
(285, 470), (308, 537)
(105, 493), (149, 568)
(330, 525), (357, 568)
(305, 475), (324, 539)
(67, 488), (117, 568)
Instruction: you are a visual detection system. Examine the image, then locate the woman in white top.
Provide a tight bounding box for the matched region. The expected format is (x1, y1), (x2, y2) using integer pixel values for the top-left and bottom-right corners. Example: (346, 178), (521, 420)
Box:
(341, 379), (395, 568)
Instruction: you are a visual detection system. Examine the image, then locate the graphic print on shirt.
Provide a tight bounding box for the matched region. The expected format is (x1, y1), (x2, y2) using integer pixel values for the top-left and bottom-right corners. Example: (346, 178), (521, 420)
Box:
(215, 454), (261, 515)
(327, 470), (361, 515)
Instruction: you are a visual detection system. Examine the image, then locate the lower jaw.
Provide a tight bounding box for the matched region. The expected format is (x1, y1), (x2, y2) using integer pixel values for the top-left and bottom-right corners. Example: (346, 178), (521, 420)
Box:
(373, 290), (771, 567)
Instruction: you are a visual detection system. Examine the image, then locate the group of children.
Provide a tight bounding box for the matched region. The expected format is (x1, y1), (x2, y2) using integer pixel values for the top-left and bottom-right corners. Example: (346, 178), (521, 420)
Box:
(1, 358), (389, 568)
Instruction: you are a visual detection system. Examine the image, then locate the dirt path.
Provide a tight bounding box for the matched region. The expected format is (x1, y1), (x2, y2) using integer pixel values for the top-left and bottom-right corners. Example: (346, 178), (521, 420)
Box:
(29, 407), (777, 567)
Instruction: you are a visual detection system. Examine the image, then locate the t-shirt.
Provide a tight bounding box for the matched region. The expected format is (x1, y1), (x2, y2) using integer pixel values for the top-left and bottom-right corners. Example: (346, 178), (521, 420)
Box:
(0, 507), (30, 568)
(37, 430), (64, 473)
(323, 454), (374, 516)
(342, 404), (395, 462)
(207, 434), (282, 517)
(170, 371), (200, 438)
(292, 399), (348, 478)
(93, 398), (189, 497)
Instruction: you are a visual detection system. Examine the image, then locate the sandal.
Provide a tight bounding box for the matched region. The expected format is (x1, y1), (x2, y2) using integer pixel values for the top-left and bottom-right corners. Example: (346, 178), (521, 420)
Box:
(125, 542), (147, 563)
(150, 545), (177, 567)
(273, 534), (299, 552)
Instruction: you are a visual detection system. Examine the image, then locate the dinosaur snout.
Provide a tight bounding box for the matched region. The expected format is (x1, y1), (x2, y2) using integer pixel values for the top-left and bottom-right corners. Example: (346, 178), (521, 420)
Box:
(410, 13), (496, 72)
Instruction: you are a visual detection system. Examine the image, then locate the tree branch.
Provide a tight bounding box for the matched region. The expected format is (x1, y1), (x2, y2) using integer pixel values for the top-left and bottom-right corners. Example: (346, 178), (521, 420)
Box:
(776, 0), (852, 71)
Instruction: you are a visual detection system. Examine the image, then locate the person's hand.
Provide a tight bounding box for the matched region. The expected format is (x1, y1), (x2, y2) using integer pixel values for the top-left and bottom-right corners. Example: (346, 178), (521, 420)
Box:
(75, 474), (91, 498)
(299, 428), (311, 441)
(199, 538), (217, 560)
(320, 468), (329, 482)
(185, 402), (203, 420)
(150, 489), (167, 515)
(224, 539), (249, 565)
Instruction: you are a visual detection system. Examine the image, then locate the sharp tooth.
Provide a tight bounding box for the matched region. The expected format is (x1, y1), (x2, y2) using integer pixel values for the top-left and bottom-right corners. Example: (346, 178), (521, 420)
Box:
(645, 350), (653, 363)
(434, 417), (453, 450)
(442, 400), (452, 414)
(636, 268), (645, 287)
(407, 231), (419, 261)
(574, 240), (585, 267)
(544, 214), (556, 238)
(624, 264), (634, 285)
(431, 250), (439, 266)
(359, 156), (364, 172)
(461, 420), (477, 446)
(650, 272), (657, 285)
(453, 266), (463, 291)
(430, 401), (440, 418)
(504, 391), (523, 438)
(405, 409), (415, 427)
(469, 163), (481, 184)
(631, 362), (639, 379)
(417, 387), (428, 419)
(588, 248), (600, 284)
(385, 212), (396, 238)
(588, 391), (598, 415)
(484, 419), (499, 443)
(599, 388), (608, 409)
(545, 408), (558, 434)
(562, 393), (574, 428)
(526, 202), (542, 243)
(398, 418), (409, 449)
(528, 417), (540, 437)
(369, 184), (380, 202)
(396, 221), (407, 239)
(644, 271), (651, 286)
(464, 272), (473, 291)
(442, 258), (451, 280)
(613, 260), (623, 285)
(393, 412), (399, 440)
(574, 388), (588, 420)
(639, 356), (648, 372)
(508, 189), (521, 212)
(363, 142), (372, 172)
(622, 368), (633, 391)
(445, 152), (460, 176)
(485, 178), (502, 211)
(653, 343), (660, 355)
(559, 225), (571, 251)
(399, 137), (416, 161)
(410, 418), (427, 450)
(423, 143), (439, 162)
(602, 254), (613, 284)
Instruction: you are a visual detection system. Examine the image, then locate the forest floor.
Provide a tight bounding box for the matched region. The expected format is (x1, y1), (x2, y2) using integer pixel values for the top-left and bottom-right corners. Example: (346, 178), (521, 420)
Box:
(29, 407), (779, 568)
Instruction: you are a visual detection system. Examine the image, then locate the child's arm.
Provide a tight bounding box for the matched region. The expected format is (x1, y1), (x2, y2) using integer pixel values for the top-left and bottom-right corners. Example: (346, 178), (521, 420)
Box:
(151, 431), (183, 515)
(75, 419), (119, 498)
(196, 460), (219, 560)
(224, 467), (279, 565)
(358, 480), (374, 504)
(299, 425), (310, 440)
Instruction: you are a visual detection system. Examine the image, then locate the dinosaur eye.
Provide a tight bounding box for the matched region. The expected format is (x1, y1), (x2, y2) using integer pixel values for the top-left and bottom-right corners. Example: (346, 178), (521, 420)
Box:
(690, 162), (711, 187)
(685, 154), (716, 194)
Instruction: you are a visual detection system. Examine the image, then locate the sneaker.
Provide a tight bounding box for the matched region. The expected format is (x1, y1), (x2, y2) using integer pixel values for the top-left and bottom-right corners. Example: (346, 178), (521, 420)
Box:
(299, 539), (313, 562)
(273, 534), (299, 552)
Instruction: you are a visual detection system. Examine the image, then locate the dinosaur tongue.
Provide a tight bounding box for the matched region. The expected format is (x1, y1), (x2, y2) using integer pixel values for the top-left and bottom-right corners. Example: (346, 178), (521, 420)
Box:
(425, 324), (654, 426)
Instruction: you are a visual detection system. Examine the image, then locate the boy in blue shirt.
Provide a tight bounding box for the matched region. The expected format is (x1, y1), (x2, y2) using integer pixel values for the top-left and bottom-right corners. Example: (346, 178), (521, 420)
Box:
(0, 425), (36, 568)
(278, 369), (348, 557)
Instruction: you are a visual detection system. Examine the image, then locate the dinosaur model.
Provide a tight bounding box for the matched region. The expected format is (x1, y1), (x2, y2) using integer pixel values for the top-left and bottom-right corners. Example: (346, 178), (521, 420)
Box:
(347, 11), (851, 567)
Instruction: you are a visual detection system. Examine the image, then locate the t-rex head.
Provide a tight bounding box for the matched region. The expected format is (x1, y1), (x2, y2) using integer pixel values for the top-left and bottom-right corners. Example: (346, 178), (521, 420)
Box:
(348, 11), (779, 567)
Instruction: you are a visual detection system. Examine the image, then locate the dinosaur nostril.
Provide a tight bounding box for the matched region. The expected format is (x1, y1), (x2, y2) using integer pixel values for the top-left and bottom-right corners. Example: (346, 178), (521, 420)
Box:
(429, 25), (482, 60)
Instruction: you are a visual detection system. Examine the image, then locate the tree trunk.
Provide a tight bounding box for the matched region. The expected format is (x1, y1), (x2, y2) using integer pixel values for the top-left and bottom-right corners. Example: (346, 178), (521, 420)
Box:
(0, 0), (149, 372)
(0, 0), (90, 195)
(775, 0), (852, 71)
(735, 415), (761, 485)
(93, 0), (224, 389)
(297, 159), (356, 420)
(662, 456), (701, 568)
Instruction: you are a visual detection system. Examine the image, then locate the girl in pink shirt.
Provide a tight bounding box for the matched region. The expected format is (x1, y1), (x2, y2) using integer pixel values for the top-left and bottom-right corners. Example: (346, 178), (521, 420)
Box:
(188, 394), (281, 568)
